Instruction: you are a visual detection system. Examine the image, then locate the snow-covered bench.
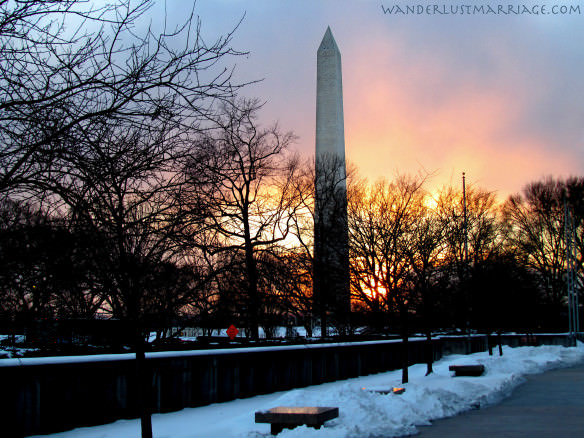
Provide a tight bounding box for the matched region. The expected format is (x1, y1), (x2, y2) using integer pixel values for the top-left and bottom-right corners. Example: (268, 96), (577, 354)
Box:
(255, 406), (339, 435)
(449, 364), (485, 376)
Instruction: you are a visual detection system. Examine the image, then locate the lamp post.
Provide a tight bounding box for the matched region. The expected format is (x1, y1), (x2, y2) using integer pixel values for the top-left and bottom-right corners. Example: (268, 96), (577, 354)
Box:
(564, 195), (580, 341)
(463, 172), (469, 266)
(463, 173), (470, 338)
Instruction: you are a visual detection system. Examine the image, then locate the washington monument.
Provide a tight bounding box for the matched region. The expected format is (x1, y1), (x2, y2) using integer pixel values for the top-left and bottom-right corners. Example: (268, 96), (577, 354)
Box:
(314, 27), (350, 335)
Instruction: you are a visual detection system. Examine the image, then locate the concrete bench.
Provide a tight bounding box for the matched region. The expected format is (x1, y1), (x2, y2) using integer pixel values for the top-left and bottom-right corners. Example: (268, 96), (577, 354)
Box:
(449, 364), (485, 377)
(255, 406), (339, 435)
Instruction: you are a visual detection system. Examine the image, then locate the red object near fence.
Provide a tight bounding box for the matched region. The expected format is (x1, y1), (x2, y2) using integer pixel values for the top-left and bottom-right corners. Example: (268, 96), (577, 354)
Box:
(227, 325), (239, 340)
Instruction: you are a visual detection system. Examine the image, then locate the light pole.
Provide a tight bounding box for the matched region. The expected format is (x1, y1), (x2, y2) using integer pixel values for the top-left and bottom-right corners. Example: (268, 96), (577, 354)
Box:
(462, 172), (471, 343)
(463, 172), (469, 266)
(564, 195), (580, 341)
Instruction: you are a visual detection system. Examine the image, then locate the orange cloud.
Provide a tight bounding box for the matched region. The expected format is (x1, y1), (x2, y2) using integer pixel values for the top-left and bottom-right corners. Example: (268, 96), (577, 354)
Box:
(341, 38), (581, 201)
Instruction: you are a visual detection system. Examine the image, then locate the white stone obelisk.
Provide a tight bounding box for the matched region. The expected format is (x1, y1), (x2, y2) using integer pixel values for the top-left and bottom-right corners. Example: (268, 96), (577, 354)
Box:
(316, 26), (346, 166)
(314, 27), (350, 335)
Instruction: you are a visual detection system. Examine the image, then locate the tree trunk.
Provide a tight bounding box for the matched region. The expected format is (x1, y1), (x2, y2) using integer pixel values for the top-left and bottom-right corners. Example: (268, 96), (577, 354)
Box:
(244, 239), (260, 340)
(313, 255), (328, 338)
(423, 287), (433, 376)
(320, 307), (328, 338)
(124, 251), (152, 438)
(425, 329), (433, 376)
(135, 328), (153, 438)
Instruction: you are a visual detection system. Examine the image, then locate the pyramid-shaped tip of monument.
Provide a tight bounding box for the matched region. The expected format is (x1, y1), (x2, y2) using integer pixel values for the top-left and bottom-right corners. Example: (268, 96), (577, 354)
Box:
(318, 26), (339, 53)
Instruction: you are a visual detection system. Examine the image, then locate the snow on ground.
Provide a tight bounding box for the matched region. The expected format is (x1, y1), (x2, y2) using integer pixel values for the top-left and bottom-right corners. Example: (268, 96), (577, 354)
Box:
(32, 342), (584, 438)
(0, 335), (38, 358)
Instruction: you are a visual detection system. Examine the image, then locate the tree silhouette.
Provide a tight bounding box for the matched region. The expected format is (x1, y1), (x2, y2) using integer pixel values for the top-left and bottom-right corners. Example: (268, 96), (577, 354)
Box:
(182, 99), (301, 339)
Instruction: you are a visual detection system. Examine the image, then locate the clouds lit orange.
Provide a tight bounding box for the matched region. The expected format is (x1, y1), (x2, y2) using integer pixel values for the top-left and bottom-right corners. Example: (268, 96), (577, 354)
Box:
(189, 1), (583, 199)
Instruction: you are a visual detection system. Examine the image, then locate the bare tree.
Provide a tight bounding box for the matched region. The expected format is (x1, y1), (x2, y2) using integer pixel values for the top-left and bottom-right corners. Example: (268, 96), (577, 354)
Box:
(435, 183), (503, 330)
(0, 0), (246, 196)
(504, 177), (584, 328)
(347, 175), (387, 328)
(0, 3), (249, 436)
(49, 118), (191, 437)
(348, 174), (426, 383)
(277, 248), (315, 337)
(436, 185), (502, 267)
(0, 198), (108, 325)
(183, 98), (301, 339)
(45, 119), (187, 320)
(286, 156), (358, 336)
(405, 199), (446, 375)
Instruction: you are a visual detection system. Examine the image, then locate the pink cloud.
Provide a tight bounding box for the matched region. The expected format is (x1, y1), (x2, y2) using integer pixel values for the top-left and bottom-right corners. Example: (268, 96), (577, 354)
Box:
(341, 37), (581, 200)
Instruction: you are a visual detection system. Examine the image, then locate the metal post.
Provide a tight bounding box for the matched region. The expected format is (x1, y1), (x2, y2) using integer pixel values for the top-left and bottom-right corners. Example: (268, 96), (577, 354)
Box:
(564, 196), (576, 339)
(576, 231), (580, 336)
(565, 197), (572, 336)
(462, 172), (469, 265)
(463, 172), (470, 342)
(573, 214), (580, 334)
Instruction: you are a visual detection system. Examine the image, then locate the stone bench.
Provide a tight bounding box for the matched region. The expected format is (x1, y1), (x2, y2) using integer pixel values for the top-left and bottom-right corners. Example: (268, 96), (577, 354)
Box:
(255, 406), (339, 435)
(449, 364), (485, 377)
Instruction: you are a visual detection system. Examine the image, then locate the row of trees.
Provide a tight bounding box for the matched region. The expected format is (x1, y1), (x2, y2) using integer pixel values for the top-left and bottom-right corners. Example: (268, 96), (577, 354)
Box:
(349, 174), (584, 335)
(1, 140), (583, 337)
(1, 0), (582, 341)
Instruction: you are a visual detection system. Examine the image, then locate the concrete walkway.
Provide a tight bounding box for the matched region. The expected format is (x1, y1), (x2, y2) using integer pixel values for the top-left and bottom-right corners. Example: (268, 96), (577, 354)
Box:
(414, 362), (584, 438)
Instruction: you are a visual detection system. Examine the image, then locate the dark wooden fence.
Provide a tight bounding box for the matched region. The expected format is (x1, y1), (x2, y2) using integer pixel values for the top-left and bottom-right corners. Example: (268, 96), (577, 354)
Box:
(0, 334), (573, 437)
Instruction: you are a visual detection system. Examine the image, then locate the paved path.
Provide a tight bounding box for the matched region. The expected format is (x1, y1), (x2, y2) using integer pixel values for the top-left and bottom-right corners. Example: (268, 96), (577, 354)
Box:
(414, 362), (584, 438)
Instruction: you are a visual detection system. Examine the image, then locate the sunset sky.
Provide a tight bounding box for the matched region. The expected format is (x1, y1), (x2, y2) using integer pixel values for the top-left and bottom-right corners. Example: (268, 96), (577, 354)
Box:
(164, 0), (584, 200)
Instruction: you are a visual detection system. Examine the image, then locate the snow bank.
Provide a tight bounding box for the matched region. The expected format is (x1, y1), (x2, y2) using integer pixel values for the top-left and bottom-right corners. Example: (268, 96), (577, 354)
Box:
(252, 343), (584, 438)
(34, 343), (584, 438)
